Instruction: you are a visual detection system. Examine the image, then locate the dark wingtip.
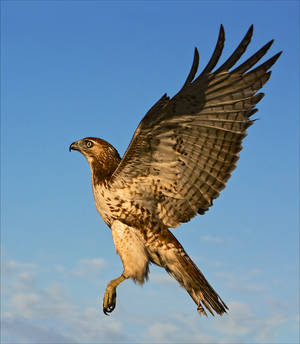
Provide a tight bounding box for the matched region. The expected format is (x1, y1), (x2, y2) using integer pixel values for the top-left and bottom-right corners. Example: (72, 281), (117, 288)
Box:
(252, 51), (282, 74)
(262, 39), (274, 53)
(246, 24), (254, 39)
(194, 47), (199, 64)
(220, 24), (225, 35)
(233, 39), (276, 74)
(214, 24), (254, 73)
(244, 25), (254, 46)
(269, 51), (283, 69)
(219, 24), (225, 43)
(180, 46), (200, 89)
(198, 25), (225, 78)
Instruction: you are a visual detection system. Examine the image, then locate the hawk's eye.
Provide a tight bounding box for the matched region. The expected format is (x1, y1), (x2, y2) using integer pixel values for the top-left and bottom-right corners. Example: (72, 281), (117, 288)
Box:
(85, 140), (93, 148)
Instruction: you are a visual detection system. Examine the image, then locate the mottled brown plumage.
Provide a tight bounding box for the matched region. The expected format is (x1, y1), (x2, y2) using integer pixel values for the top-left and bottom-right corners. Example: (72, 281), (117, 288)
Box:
(69, 25), (281, 316)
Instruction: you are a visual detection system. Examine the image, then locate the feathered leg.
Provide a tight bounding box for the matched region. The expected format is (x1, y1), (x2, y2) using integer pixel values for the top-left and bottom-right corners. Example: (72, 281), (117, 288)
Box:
(104, 221), (150, 315)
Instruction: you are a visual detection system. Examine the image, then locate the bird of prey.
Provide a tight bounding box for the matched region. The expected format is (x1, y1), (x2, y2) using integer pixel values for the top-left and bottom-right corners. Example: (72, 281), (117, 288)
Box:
(69, 25), (281, 316)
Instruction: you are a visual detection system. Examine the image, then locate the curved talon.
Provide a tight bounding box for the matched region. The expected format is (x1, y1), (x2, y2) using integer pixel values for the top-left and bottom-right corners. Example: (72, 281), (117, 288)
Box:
(103, 299), (116, 315)
(103, 303), (115, 315)
(103, 284), (117, 315)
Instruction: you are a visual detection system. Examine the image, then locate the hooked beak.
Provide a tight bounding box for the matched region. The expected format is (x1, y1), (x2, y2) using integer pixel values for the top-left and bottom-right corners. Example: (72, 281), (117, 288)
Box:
(69, 141), (81, 152)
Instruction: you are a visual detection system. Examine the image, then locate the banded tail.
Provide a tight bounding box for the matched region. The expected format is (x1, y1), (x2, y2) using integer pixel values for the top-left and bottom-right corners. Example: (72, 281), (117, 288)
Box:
(152, 229), (228, 316)
(174, 253), (228, 316)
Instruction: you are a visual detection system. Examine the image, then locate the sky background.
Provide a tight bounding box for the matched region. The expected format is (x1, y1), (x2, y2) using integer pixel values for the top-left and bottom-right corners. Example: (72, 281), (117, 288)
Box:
(1, 1), (299, 343)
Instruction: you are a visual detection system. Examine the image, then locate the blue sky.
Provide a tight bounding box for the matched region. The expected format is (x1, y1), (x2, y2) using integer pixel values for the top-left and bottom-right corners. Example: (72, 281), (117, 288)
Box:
(1, 1), (299, 343)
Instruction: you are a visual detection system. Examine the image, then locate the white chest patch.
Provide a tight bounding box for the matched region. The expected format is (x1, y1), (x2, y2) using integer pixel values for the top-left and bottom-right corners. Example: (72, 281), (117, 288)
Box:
(92, 184), (114, 224)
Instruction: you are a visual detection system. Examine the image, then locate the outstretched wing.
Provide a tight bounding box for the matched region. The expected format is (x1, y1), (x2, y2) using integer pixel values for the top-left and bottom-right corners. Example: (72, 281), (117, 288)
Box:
(110, 25), (281, 228)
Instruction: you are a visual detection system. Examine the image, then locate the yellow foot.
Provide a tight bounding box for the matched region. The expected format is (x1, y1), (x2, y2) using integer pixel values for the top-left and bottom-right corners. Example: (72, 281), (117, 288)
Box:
(102, 274), (126, 315)
(103, 283), (117, 315)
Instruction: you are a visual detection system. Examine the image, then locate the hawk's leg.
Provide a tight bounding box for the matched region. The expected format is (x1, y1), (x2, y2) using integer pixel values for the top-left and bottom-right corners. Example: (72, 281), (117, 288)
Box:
(103, 273), (127, 315)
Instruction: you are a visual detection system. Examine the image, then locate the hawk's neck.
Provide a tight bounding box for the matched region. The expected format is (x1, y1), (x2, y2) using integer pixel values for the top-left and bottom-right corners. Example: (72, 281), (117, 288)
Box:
(89, 154), (121, 186)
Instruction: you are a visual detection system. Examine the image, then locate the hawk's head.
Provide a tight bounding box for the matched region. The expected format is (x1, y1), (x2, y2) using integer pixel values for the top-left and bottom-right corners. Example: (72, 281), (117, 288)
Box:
(69, 137), (121, 183)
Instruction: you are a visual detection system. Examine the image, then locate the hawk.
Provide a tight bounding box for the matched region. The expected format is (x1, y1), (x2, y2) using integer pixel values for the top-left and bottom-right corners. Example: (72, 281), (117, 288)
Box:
(69, 25), (281, 316)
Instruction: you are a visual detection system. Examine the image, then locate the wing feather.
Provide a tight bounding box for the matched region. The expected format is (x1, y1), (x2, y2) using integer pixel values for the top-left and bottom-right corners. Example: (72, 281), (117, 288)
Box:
(214, 25), (253, 73)
(233, 40), (274, 73)
(181, 48), (200, 89)
(199, 25), (225, 76)
(109, 26), (281, 228)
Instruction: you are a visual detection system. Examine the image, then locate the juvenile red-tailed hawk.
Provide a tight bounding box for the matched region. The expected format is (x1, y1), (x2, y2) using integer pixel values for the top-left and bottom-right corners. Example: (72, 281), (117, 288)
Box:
(69, 25), (281, 316)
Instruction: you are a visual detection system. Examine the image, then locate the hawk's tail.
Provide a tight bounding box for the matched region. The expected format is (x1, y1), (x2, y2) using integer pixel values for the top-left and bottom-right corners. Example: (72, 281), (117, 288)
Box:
(154, 230), (228, 316)
(176, 255), (228, 316)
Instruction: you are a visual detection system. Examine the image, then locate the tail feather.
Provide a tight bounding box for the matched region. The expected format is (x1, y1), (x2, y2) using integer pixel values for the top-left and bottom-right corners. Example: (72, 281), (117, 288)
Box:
(183, 258), (228, 316)
(166, 251), (228, 316)
(156, 231), (228, 316)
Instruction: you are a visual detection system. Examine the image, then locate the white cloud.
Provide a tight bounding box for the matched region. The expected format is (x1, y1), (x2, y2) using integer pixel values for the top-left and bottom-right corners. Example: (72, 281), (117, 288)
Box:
(1, 255), (297, 344)
(12, 271), (36, 292)
(2, 256), (125, 343)
(147, 314), (215, 343)
(2, 316), (75, 344)
(213, 301), (289, 343)
(148, 322), (179, 342)
(65, 306), (126, 342)
(4, 259), (36, 275)
(2, 303), (126, 343)
(7, 283), (76, 320)
(146, 301), (290, 344)
(70, 257), (106, 277)
(10, 293), (42, 319)
(2, 259), (37, 298)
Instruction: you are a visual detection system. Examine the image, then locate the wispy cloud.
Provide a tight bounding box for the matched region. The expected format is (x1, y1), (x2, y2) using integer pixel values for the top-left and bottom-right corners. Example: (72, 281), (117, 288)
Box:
(148, 322), (182, 342)
(54, 258), (106, 278)
(70, 257), (106, 277)
(4, 260), (37, 275)
(214, 301), (288, 343)
(2, 316), (75, 344)
(1, 255), (297, 344)
(2, 257), (126, 343)
(147, 302), (290, 344)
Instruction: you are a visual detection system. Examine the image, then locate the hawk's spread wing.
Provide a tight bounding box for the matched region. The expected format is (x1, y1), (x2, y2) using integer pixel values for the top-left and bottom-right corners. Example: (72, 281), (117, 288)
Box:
(110, 25), (281, 228)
